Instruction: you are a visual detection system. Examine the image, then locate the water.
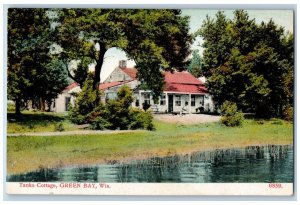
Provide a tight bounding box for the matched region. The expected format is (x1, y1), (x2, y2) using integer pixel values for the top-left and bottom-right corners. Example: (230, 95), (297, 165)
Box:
(7, 145), (293, 183)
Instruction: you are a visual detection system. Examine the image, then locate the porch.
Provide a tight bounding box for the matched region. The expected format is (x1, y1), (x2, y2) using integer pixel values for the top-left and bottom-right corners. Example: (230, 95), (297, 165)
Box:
(134, 91), (213, 114)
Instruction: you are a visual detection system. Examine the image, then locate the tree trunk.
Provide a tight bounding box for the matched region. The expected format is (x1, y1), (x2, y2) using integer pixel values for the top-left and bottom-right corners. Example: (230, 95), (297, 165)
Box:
(93, 43), (107, 90)
(39, 98), (45, 112)
(15, 98), (21, 115)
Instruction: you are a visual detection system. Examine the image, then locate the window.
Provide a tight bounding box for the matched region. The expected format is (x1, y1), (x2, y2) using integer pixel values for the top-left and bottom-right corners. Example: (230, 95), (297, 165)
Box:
(191, 95), (196, 106)
(185, 96), (189, 106)
(106, 93), (117, 101)
(200, 96), (204, 106)
(144, 93), (151, 105)
(175, 95), (181, 106)
(65, 97), (71, 111)
(160, 94), (166, 105)
(135, 99), (140, 107)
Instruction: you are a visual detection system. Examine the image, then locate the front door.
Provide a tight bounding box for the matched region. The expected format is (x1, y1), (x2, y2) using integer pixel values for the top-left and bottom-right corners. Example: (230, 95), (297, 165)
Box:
(65, 97), (71, 111)
(168, 95), (173, 113)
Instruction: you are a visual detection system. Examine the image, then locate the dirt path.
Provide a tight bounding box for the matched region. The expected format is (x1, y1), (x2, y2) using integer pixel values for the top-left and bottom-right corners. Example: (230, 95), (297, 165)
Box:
(153, 113), (220, 124)
(7, 130), (142, 137)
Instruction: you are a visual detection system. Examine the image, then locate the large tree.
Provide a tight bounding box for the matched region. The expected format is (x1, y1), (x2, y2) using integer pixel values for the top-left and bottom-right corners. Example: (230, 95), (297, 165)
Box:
(198, 10), (294, 118)
(57, 9), (192, 99)
(8, 8), (68, 114)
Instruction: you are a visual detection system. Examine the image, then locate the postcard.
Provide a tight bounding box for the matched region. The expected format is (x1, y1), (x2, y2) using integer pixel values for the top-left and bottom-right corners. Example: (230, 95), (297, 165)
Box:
(5, 6), (294, 196)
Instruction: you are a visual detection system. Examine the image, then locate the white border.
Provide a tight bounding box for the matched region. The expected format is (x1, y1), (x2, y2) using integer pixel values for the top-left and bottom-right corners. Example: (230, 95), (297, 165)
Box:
(1, 0), (298, 203)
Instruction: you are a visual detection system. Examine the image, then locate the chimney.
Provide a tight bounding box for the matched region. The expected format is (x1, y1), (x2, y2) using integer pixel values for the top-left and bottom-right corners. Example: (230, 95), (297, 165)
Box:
(119, 60), (127, 68)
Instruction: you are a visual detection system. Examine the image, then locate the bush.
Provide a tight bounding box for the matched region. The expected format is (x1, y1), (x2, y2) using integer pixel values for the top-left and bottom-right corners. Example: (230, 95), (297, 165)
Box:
(54, 122), (65, 132)
(142, 102), (151, 111)
(7, 101), (15, 112)
(89, 116), (112, 130)
(128, 108), (154, 130)
(69, 82), (154, 131)
(68, 73), (102, 124)
(282, 105), (293, 121)
(220, 101), (244, 127)
(105, 86), (134, 129)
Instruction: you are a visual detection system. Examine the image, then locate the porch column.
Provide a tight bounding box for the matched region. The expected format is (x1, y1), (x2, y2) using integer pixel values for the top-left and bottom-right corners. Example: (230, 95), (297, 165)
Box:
(165, 92), (168, 113)
(189, 94), (191, 114)
(139, 90), (142, 109)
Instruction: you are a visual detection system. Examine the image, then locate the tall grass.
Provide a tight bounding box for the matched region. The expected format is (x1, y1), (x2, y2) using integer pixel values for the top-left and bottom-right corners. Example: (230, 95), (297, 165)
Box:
(7, 118), (293, 175)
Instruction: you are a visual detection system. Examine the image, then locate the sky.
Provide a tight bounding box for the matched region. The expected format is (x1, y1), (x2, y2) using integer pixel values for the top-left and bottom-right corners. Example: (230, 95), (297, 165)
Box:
(97, 9), (293, 82)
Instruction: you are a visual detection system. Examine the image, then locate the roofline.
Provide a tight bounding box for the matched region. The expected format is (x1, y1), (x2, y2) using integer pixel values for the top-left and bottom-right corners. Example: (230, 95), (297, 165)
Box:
(136, 90), (208, 95)
(163, 91), (208, 95)
(100, 80), (135, 90)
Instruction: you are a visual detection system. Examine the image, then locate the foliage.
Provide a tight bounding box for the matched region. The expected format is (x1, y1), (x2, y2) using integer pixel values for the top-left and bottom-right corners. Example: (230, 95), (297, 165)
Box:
(7, 102), (15, 112)
(282, 105), (293, 121)
(68, 74), (102, 124)
(89, 116), (112, 130)
(220, 101), (244, 127)
(105, 86), (134, 130)
(54, 122), (65, 132)
(69, 84), (153, 130)
(56, 9), (192, 99)
(188, 49), (203, 77)
(7, 8), (68, 114)
(198, 10), (294, 118)
(129, 108), (154, 130)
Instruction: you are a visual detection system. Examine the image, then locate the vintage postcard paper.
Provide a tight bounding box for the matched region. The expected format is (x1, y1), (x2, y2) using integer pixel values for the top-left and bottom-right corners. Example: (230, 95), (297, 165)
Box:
(5, 7), (294, 196)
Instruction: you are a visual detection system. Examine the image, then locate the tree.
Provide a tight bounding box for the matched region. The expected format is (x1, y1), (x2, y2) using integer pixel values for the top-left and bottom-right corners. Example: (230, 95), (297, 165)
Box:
(188, 49), (203, 77)
(7, 8), (69, 114)
(56, 9), (192, 100)
(198, 10), (294, 118)
(68, 73), (102, 124)
(105, 85), (134, 129)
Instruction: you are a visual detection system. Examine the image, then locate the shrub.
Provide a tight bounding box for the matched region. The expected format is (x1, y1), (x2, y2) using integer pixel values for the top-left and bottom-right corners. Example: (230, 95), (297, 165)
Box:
(220, 101), (244, 127)
(89, 116), (112, 130)
(68, 73), (102, 124)
(282, 105), (293, 121)
(142, 102), (151, 111)
(7, 101), (15, 112)
(103, 86), (134, 129)
(128, 108), (154, 130)
(68, 82), (154, 131)
(54, 122), (65, 132)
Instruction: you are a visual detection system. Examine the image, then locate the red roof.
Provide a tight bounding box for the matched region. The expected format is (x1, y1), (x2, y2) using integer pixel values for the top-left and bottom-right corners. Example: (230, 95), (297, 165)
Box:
(120, 67), (137, 79)
(164, 71), (204, 85)
(164, 83), (208, 94)
(63, 82), (79, 92)
(99, 81), (132, 90)
(164, 71), (207, 94)
(63, 69), (208, 94)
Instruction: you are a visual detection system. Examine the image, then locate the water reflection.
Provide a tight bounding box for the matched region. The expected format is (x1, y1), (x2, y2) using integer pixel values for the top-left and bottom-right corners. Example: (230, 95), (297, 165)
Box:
(7, 145), (293, 183)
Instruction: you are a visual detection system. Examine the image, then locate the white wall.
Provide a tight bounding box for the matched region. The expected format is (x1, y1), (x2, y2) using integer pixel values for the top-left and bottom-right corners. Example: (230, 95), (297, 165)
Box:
(53, 93), (71, 113)
(132, 92), (215, 114)
(103, 67), (133, 83)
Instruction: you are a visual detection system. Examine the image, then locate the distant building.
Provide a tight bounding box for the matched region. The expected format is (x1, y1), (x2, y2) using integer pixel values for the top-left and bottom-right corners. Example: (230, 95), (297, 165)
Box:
(52, 61), (214, 114)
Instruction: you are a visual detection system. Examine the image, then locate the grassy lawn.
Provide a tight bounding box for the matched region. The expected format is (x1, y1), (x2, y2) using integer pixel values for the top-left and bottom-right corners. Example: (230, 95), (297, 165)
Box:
(7, 111), (80, 133)
(7, 115), (293, 175)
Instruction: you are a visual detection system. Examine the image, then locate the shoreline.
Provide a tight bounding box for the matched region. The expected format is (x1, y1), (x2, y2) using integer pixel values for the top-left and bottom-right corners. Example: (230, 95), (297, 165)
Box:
(7, 119), (293, 175)
(7, 142), (293, 176)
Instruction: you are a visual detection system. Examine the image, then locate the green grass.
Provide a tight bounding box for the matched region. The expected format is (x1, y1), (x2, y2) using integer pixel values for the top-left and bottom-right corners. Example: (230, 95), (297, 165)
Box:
(7, 116), (293, 175)
(7, 111), (79, 133)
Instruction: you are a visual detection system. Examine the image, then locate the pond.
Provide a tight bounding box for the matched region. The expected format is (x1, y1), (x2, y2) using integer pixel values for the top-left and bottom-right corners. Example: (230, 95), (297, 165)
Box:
(7, 145), (293, 183)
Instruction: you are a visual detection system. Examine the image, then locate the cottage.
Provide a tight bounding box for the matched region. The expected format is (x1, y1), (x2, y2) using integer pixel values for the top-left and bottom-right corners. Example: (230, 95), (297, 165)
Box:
(52, 61), (214, 113)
